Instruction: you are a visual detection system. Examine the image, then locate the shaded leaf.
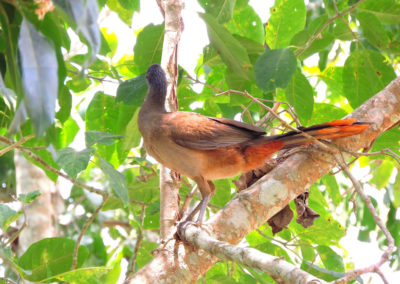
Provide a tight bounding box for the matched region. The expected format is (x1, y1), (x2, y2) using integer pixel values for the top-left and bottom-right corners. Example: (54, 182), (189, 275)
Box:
(200, 13), (252, 80)
(254, 48), (296, 92)
(322, 174), (341, 206)
(284, 69), (314, 124)
(56, 147), (94, 177)
(18, 19), (58, 136)
(265, 0), (306, 49)
(116, 73), (148, 106)
(99, 157), (129, 206)
(86, 131), (125, 147)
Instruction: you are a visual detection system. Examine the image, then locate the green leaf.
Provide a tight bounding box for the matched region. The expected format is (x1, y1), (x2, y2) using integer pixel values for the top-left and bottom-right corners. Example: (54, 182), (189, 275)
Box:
(284, 69), (314, 124)
(254, 48), (297, 92)
(0, 204), (22, 231)
(53, 267), (111, 283)
(129, 178), (159, 203)
(211, 179), (233, 207)
(107, 0), (135, 25)
(56, 147), (93, 177)
(291, 14), (335, 59)
(343, 49), (396, 108)
(118, 0), (140, 11)
(198, 0), (236, 24)
(358, 0), (400, 24)
(99, 157), (129, 206)
(265, 0), (306, 49)
(18, 237), (89, 282)
(317, 246), (345, 272)
(321, 174), (341, 206)
(309, 103), (348, 125)
(116, 73), (148, 106)
(18, 190), (41, 203)
(23, 149), (60, 181)
(199, 13), (252, 80)
(357, 12), (390, 50)
(133, 24), (164, 74)
(226, 5), (264, 44)
(371, 127), (400, 152)
(86, 131), (124, 147)
(370, 160), (394, 189)
(333, 19), (353, 41)
(18, 19), (58, 136)
(123, 108), (141, 150)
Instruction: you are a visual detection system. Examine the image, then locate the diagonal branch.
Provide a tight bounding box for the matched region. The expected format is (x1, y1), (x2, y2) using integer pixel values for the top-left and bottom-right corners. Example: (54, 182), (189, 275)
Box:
(127, 76), (400, 283)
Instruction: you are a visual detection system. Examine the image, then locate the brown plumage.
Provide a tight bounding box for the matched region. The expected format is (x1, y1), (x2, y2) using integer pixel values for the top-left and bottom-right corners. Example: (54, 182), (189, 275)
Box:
(138, 64), (370, 224)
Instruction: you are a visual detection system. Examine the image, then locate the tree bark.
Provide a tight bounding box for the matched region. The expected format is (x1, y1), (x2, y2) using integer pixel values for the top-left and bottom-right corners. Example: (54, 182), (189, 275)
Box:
(127, 77), (400, 283)
(14, 150), (61, 255)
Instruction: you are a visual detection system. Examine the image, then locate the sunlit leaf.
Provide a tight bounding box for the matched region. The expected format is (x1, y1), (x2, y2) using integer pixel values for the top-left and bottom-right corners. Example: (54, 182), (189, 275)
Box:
(56, 147), (93, 177)
(265, 0), (306, 49)
(99, 157), (129, 206)
(0, 204), (22, 231)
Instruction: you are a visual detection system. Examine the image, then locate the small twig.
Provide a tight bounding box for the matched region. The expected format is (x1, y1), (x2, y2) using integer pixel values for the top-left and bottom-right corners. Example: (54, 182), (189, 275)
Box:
(296, 0), (367, 58)
(0, 135), (34, 156)
(127, 205), (146, 277)
(71, 194), (110, 270)
(22, 149), (108, 197)
(103, 220), (132, 228)
(216, 90), (331, 151)
(331, 154), (395, 284)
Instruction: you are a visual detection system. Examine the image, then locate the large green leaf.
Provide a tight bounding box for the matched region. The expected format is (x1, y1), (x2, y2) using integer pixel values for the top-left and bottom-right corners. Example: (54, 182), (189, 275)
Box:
(254, 48), (297, 92)
(343, 49), (396, 108)
(284, 69), (314, 124)
(317, 245), (345, 272)
(226, 5), (264, 44)
(85, 131), (124, 147)
(357, 12), (390, 50)
(358, 0), (400, 24)
(308, 103), (348, 125)
(321, 174), (341, 206)
(56, 147), (94, 178)
(107, 0), (135, 25)
(265, 0), (306, 49)
(18, 237), (89, 282)
(99, 157), (129, 206)
(199, 13), (252, 80)
(133, 24), (164, 74)
(198, 0), (236, 24)
(18, 19), (58, 136)
(116, 73), (148, 106)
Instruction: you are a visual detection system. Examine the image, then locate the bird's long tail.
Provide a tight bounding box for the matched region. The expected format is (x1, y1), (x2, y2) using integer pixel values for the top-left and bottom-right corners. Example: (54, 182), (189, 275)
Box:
(242, 118), (370, 171)
(273, 118), (371, 149)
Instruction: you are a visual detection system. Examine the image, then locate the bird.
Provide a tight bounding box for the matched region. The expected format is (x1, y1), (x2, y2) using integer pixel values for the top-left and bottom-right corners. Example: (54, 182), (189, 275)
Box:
(137, 64), (370, 225)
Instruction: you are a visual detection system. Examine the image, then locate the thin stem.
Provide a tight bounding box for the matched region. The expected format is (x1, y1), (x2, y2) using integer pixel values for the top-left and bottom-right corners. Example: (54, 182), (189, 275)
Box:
(71, 194), (110, 270)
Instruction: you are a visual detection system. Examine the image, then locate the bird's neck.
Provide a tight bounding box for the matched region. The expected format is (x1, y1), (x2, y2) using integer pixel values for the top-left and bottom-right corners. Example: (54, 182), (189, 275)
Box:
(142, 84), (167, 113)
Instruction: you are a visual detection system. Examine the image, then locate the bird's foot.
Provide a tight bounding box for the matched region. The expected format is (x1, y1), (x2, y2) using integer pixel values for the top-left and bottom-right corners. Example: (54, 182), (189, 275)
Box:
(176, 219), (198, 242)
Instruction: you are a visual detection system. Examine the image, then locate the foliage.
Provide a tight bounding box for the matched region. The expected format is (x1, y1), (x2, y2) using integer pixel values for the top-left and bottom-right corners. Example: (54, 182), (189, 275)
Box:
(0, 0), (399, 283)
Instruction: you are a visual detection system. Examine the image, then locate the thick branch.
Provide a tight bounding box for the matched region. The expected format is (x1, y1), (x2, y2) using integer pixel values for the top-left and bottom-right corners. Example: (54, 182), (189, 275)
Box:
(158, 0), (184, 240)
(128, 77), (400, 283)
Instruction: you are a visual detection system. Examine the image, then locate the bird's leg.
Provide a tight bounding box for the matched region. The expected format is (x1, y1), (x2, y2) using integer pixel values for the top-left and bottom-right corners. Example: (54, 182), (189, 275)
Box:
(195, 180), (216, 224)
(177, 177), (215, 240)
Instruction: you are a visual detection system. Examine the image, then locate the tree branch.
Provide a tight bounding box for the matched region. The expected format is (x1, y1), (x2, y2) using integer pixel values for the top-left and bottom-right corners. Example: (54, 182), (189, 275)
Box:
(157, 0), (185, 240)
(127, 76), (400, 283)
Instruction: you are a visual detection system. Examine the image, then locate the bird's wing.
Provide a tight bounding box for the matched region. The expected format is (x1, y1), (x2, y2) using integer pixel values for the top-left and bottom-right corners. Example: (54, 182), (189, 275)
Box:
(163, 112), (266, 150)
